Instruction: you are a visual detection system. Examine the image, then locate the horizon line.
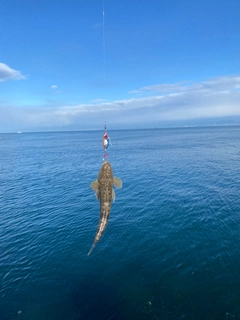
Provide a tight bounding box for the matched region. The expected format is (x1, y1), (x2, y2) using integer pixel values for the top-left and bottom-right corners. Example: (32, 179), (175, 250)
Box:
(1, 123), (240, 134)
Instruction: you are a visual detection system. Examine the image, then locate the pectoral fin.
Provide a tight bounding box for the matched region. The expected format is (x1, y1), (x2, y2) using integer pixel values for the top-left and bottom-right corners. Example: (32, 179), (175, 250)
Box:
(112, 188), (116, 202)
(95, 189), (100, 200)
(90, 180), (99, 191)
(113, 177), (122, 189)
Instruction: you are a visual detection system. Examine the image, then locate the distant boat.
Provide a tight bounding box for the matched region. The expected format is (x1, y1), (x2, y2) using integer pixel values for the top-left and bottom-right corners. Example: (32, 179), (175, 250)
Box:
(17, 131), (22, 134)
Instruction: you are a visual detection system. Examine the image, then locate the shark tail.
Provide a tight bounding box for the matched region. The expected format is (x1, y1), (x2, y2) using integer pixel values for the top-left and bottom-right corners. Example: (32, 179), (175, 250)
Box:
(87, 243), (96, 256)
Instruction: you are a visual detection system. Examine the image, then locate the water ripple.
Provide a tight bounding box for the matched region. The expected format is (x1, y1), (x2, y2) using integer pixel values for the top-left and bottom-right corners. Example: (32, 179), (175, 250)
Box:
(1, 128), (240, 319)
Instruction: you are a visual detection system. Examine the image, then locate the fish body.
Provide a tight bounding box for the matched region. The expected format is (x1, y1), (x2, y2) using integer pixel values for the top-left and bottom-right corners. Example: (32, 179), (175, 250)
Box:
(88, 161), (122, 255)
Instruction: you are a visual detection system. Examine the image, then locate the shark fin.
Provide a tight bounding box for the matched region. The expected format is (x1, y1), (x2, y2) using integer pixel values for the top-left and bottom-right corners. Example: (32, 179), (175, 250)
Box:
(113, 177), (122, 189)
(90, 180), (99, 191)
(112, 188), (116, 202)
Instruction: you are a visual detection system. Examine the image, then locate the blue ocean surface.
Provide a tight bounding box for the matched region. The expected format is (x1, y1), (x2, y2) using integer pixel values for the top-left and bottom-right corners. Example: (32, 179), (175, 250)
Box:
(0, 127), (240, 320)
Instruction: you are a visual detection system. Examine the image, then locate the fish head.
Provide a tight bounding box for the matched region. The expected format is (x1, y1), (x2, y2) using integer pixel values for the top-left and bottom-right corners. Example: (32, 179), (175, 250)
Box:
(101, 160), (112, 170)
(98, 161), (113, 181)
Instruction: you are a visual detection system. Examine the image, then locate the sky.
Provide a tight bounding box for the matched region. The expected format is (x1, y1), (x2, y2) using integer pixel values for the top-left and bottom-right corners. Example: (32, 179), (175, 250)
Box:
(1, 0), (240, 132)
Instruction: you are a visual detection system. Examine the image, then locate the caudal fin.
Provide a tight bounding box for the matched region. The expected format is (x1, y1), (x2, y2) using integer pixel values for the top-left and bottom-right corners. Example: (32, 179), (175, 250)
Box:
(87, 243), (96, 256)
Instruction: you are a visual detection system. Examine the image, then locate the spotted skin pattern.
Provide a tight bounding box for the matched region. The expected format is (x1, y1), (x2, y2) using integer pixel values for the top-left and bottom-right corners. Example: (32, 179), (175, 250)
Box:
(88, 161), (122, 255)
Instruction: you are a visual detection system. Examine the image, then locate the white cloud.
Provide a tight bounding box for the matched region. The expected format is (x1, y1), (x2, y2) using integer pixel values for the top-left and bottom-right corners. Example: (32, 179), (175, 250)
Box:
(54, 75), (240, 121)
(129, 82), (186, 94)
(0, 62), (25, 82)
(1, 75), (240, 132)
(51, 85), (58, 90)
(131, 75), (240, 95)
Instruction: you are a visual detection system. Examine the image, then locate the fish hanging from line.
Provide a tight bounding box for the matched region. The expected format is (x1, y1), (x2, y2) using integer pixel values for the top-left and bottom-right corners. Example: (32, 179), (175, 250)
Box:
(88, 161), (122, 255)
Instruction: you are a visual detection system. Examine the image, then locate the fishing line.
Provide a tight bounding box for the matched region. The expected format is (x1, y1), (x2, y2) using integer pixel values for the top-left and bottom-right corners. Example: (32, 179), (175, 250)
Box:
(102, 0), (106, 84)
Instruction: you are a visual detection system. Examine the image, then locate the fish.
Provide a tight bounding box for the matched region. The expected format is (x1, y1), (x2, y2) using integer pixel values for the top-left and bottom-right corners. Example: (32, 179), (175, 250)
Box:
(88, 161), (122, 255)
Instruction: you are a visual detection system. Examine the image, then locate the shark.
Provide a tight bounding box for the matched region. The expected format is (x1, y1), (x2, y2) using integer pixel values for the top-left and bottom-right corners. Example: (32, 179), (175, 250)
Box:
(88, 161), (122, 255)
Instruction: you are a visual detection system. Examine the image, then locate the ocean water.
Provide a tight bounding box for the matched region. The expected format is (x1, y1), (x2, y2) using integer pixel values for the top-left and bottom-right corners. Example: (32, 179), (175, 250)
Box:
(0, 127), (240, 320)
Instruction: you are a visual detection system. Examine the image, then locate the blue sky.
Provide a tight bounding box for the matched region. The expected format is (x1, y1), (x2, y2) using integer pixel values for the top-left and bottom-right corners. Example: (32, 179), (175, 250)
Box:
(1, 0), (240, 132)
